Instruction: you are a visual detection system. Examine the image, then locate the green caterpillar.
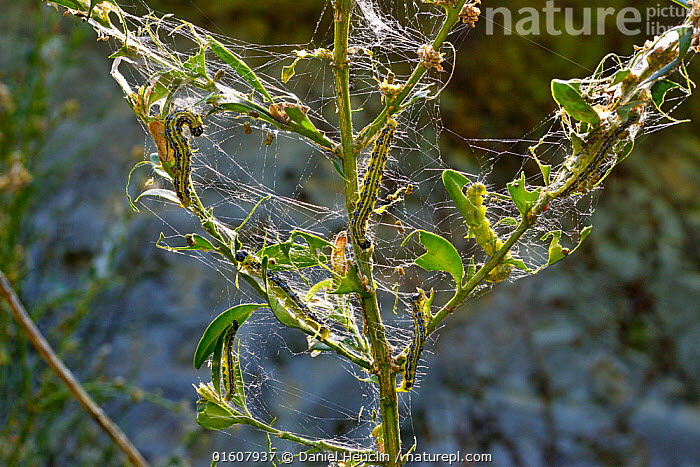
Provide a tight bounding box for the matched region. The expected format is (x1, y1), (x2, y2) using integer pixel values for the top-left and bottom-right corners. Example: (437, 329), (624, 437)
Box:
(351, 119), (397, 249)
(399, 292), (427, 391)
(164, 109), (204, 207)
(221, 321), (239, 401)
(463, 183), (514, 283)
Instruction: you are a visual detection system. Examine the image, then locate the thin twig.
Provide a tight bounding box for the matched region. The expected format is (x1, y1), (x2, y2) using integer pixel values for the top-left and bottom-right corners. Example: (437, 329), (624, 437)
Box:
(0, 270), (149, 467)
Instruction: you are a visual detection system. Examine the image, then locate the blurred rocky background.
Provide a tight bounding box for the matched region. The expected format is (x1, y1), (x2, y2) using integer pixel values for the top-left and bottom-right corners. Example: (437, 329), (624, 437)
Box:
(1, 0), (699, 465)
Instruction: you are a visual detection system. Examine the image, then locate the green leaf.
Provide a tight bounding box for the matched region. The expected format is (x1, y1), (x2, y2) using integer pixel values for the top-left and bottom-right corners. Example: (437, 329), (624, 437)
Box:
(281, 58), (300, 83)
(285, 105), (325, 136)
(652, 80), (681, 109)
(402, 230), (463, 287)
(182, 44), (208, 79)
(211, 96), (270, 120)
(502, 255), (530, 272)
(258, 231), (332, 271)
(400, 84), (433, 110)
(211, 332), (225, 398)
(284, 105), (335, 150)
(331, 159), (347, 180)
(306, 279), (334, 302)
(235, 196), (270, 233)
(616, 100), (645, 122)
(611, 69), (631, 86)
(187, 234), (218, 251)
(261, 257), (301, 328)
(330, 263), (366, 296)
(533, 156), (551, 186)
(156, 233), (219, 253)
(542, 225), (593, 266)
(543, 231), (567, 265)
(308, 339), (333, 351)
(195, 400), (237, 430)
(441, 169), (474, 221)
(507, 172), (542, 216)
(134, 188), (182, 207)
(641, 26), (694, 86)
(207, 36), (273, 102)
(194, 303), (266, 369)
(289, 231), (334, 256)
(551, 79), (601, 125)
(259, 243), (317, 270)
(51, 0), (86, 10)
(650, 80), (689, 123)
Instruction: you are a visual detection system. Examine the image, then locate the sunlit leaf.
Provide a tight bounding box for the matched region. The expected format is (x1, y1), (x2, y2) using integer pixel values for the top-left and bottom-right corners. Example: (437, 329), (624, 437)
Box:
(195, 400), (238, 430)
(551, 79), (601, 125)
(507, 172), (542, 216)
(207, 36), (273, 102)
(402, 230), (463, 287)
(194, 303), (267, 369)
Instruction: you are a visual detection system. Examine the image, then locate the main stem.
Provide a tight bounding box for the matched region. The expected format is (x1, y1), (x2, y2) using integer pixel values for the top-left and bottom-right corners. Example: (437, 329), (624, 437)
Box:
(332, 0), (401, 464)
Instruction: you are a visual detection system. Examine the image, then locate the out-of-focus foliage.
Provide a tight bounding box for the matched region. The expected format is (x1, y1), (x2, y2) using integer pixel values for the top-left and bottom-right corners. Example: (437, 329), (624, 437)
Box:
(0, 4), (196, 465)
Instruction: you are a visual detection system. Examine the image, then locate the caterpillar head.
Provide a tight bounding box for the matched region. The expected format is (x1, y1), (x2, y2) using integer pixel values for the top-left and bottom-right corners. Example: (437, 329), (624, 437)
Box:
(235, 250), (248, 262)
(189, 112), (204, 136)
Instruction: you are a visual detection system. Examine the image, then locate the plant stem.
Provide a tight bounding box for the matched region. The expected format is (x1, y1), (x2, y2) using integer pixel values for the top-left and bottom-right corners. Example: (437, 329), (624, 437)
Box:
(333, 0), (401, 464)
(235, 413), (379, 457)
(0, 271), (149, 467)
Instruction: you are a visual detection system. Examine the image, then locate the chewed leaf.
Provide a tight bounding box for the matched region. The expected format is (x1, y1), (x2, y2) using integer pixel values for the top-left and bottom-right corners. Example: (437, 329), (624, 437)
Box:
(330, 263), (366, 295)
(652, 80), (681, 109)
(542, 230), (568, 265)
(182, 41), (208, 78)
(258, 230), (333, 271)
(281, 60), (298, 83)
(194, 303), (267, 369)
(650, 80), (689, 122)
(156, 233), (218, 253)
(551, 79), (601, 125)
(207, 36), (273, 102)
(542, 225), (593, 266)
(507, 173), (542, 216)
(403, 230), (463, 287)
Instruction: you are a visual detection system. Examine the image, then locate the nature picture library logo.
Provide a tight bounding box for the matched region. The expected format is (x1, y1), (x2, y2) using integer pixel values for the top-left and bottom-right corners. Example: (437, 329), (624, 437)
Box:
(483, 1), (689, 37)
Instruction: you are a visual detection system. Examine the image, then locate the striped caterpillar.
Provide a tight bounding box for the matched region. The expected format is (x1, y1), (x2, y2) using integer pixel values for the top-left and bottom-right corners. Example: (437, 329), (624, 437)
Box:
(234, 250), (323, 326)
(351, 119), (397, 249)
(548, 112), (641, 198)
(164, 109), (204, 207)
(221, 320), (239, 401)
(400, 292), (427, 391)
